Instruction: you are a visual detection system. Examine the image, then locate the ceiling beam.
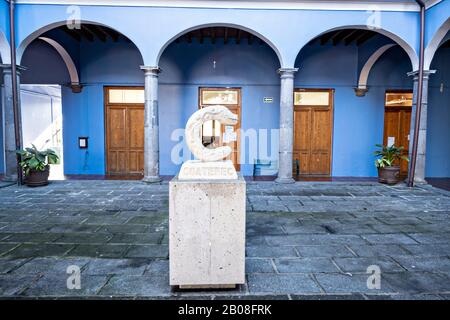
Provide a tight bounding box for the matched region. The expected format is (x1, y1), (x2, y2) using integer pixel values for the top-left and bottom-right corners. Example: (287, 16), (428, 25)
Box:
(80, 25), (95, 42)
(61, 27), (81, 42)
(224, 27), (229, 44)
(237, 29), (242, 44)
(338, 30), (358, 45)
(101, 27), (120, 42)
(344, 30), (363, 45)
(85, 25), (107, 42)
(248, 33), (254, 45)
(320, 32), (335, 45)
(356, 32), (376, 46)
(211, 28), (216, 44)
(330, 30), (347, 46)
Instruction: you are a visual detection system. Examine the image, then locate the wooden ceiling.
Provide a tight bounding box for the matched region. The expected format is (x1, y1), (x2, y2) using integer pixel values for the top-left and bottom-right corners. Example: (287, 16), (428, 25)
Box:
(48, 24), (130, 43)
(308, 29), (379, 46)
(174, 27), (265, 45)
(174, 27), (380, 47)
(46, 25), (386, 48)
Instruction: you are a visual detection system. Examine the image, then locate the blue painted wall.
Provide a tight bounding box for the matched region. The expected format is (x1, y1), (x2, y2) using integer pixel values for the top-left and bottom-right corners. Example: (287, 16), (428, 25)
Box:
(0, 82), (3, 175)
(159, 39), (281, 176)
(427, 45), (450, 177)
(14, 3), (420, 68)
(0, 55), (3, 174)
(63, 39), (144, 175)
(19, 32), (423, 177)
(295, 43), (413, 177)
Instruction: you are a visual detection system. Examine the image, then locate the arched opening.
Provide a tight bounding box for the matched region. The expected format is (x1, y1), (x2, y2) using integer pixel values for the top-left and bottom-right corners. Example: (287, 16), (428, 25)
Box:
(158, 26), (282, 176)
(425, 31), (450, 184)
(19, 23), (145, 179)
(424, 17), (450, 70)
(156, 23), (283, 67)
(293, 28), (413, 179)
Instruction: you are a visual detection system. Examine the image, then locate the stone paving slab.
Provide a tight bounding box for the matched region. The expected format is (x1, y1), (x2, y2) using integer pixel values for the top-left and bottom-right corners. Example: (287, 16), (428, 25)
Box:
(0, 180), (449, 299)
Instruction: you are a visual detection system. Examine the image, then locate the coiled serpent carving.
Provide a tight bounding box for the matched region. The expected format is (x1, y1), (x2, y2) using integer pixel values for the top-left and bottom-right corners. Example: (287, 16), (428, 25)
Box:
(185, 105), (238, 162)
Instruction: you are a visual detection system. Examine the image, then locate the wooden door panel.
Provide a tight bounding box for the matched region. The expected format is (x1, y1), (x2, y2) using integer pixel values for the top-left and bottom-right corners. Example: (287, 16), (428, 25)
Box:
(117, 151), (127, 173)
(311, 108), (331, 151)
(383, 111), (401, 146)
(128, 151), (143, 173)
(128, 108), (144, 149)
(298, 152), (310, 174)
(310, 153), (329, 175)
(105, 87), (145, 175)
(296, 109), (310, 152)
(109, 108), (127, 149)
(383, 106), (411, 177)
(293, 89), (333, 176)
(108, 152), (118, 172)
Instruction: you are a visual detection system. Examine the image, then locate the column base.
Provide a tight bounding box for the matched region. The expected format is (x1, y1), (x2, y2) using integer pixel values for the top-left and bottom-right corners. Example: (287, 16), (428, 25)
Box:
(275, 177), (295, 184)
(142, 176), (162, 184)
(2, 175), (18, 183)
(413, 178), (428, 185)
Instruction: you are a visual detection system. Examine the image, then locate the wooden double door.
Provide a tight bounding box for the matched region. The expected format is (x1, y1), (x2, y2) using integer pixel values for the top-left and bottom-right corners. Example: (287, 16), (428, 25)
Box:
(105, 87), (145, 176)
(293, 89), (334, 176)
(383, 91), (413, 177)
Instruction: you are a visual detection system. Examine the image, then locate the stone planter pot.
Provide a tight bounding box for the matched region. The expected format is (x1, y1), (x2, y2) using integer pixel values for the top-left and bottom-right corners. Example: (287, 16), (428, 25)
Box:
(378, 166), (400, 185)
(24, 166), (50, 187)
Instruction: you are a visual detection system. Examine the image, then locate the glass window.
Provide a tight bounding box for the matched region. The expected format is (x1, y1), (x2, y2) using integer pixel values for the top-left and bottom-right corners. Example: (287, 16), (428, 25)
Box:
(385, 92), (413, 107)
(108, 89), (145, 104)
(201, 90), (238, 105)
(202, 120), (222, 147)
(294, 91), (329, 106)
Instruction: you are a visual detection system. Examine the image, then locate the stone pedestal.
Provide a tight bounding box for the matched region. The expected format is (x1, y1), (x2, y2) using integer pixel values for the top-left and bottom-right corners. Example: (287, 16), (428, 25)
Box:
(169, 175), (246, 288)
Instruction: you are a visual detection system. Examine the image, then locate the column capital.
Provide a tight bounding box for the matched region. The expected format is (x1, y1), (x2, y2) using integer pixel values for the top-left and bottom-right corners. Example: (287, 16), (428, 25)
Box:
(140, 66), (161, 75)
(0, 64), (27, 74)
(407, 69), (436, 80)
(277, 68), (298, 78)
(70, 83), (83, 93)
(354, 87), (369, 97)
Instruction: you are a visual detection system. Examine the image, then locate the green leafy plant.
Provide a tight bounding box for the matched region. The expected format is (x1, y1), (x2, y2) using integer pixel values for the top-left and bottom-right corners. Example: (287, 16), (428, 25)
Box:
(374, 144), (409, 168)
(17, 145), (59, 176)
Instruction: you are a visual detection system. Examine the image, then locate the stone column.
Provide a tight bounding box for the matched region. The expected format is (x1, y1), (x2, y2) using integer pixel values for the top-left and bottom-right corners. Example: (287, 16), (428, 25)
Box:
(1, 65), (23, 182)
(276, 68), (298, 184)
(407, 69), (435, 184)
(140, 66), (161, 183)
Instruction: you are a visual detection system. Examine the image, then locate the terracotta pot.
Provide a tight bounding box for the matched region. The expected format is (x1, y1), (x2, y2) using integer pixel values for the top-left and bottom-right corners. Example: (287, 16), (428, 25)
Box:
(377, 166), (400, 185)
(24, 166), (50, 187)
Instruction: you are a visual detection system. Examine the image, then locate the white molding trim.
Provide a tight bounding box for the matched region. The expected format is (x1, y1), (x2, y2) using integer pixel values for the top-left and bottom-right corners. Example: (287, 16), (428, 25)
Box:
(357, 43), (396, 90)
(0, 32), (11, 65)
(15, 0), (422, 12)
(424, 17), (450, 70)
(38, 37), (80, 84)
(425, 0), (443, 9)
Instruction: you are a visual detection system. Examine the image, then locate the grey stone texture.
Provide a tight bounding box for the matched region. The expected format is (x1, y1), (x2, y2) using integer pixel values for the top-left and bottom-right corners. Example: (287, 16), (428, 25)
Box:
(0, 180), (448, 299)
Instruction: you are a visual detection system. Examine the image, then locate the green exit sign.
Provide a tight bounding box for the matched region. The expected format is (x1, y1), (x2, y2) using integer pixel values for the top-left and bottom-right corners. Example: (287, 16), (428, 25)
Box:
(263, 97), (273, 103)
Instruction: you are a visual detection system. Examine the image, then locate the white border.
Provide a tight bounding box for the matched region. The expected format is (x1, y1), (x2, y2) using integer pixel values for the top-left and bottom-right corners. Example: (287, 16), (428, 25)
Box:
(14, 0), (427, 12)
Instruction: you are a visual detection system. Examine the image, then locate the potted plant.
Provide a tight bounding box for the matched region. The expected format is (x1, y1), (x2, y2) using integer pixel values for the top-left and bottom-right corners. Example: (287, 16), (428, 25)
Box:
(374, 144), (409, 185)
(17, 145), (59, 187)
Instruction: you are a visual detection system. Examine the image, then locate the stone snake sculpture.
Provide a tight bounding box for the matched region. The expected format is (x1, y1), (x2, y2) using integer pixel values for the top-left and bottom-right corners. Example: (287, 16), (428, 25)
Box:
(185, 105), (238, 162)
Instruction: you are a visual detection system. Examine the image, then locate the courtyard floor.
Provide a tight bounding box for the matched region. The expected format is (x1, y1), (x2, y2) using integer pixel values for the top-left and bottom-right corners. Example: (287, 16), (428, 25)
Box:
(0, 180), (449, 299)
